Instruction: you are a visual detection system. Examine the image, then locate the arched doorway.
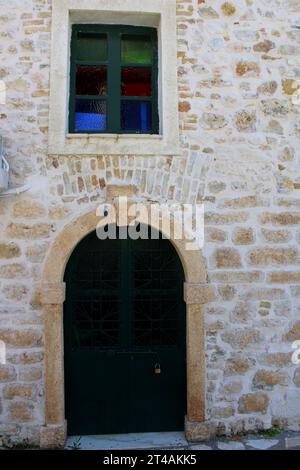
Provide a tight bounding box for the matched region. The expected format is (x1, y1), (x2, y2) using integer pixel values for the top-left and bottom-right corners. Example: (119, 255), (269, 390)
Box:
(40, 201), (212, 448)
(63, 225), (186, 435)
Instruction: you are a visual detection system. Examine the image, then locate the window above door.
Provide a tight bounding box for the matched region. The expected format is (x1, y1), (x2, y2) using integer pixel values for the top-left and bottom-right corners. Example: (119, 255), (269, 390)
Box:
(48, 0), (179, 156)
(70, 25), (159, 135)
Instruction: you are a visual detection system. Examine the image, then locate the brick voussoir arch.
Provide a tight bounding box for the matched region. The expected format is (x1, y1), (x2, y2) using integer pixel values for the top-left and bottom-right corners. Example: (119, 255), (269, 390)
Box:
(40, 203), (213, 448)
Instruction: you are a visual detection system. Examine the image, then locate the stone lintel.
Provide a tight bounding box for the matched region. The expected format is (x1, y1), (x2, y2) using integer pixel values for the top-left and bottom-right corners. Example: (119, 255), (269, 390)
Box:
(184, 283), (215, 305)
(40, 282), (66, 305)
(107, 184), (138, 200)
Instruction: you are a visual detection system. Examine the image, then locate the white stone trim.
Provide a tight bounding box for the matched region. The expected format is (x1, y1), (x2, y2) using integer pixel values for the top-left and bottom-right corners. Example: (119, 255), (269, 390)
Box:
(48, 0), (179, 156)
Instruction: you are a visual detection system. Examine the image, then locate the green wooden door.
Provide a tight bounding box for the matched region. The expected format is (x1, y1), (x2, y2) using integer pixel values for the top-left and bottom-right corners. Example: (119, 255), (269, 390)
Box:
(64, 226), (186, 436)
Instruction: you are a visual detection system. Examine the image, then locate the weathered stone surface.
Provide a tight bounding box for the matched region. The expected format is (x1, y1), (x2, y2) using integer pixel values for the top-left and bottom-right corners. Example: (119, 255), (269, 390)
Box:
(0, 329), (42, 348)
(185, 419), (216, 442)
(258, 352), (292, 368)
(8, 351), (44, 365)
(253, 40), (275, 53)
(205, 227), (227, 243)
(247, 248), (298, 266)
(246, 439), (279, 450)
(0, 365), (17, 382)
(198, 7), (219, 19)
(205, 212), (248, 225)
(238, 393), (269, 414)
(3, 384), (36, 399)
(6, 223), (52, 240)
(179, 101), (191, 112)
(40, 424), (66, 450)
(222, 195), (263, 209)
(12, 200), (46, 218)
(201, 113), (227, 129)
(233, 228), (255, 245)
(19, 366), (42, 382)
(208, 181), (226, 194)
(234, 111), (256, 132)
(261, 228), (291, 243)
(221, 381), (243, 394)
(241, 287), (286, 301)
(222, 328), (261, 349)
(285, 437), (300, 449)
(212, 406), (235, 419)
(8, 401), (33, 422)
(0, 263), (26, 279)
(184, 283), (215, 304)
(283, 321), (300, 341)
(230, 301), (253, 323)
(40, 282), (66, 304)
(260, 212), (300, 226)
(26, 243), (48, 263)
(257, 81), (278, 95)
(213, 248), (242, 268)
(236, 61), (260, 77)
(218, 285), (235, 301)
(210, 271), (263, 283)
(218, 441), (245, 450)
(48, 206), (70, 220)
(2, 284), (29, 301)
(0, 242), (21, 259)
(221, 2), (236, 16)
(106, 184), (137, 199)
(268, 272), (300, 283)
(224, 356), (254, 376)
(253, 369), (288, 390)
(293, 368), (300, 387)
(261, 99), (289, 117)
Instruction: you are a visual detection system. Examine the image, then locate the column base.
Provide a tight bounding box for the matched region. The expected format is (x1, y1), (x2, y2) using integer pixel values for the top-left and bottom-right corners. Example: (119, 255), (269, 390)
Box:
(185, 417), (216, 442)
(40, 422), (67, 449)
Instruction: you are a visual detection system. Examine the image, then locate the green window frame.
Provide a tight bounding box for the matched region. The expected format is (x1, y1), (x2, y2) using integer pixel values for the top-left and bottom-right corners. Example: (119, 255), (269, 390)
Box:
(69, 24), (159, 135)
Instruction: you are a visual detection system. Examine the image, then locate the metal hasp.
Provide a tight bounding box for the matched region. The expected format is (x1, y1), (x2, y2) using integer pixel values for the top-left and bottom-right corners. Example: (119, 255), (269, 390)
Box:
(0, 136), (9, 192)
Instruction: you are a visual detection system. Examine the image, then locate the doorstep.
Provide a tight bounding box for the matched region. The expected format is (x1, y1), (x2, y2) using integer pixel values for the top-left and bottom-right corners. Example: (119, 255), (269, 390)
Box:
(65, 432), (188, 450)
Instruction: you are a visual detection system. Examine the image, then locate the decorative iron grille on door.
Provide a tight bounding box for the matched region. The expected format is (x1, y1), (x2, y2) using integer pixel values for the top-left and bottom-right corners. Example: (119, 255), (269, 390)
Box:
(64, 225), (186, 435)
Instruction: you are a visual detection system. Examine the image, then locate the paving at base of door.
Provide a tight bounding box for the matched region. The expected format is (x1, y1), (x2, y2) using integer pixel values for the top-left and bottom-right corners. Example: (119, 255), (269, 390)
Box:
(65, 431), (300, 451)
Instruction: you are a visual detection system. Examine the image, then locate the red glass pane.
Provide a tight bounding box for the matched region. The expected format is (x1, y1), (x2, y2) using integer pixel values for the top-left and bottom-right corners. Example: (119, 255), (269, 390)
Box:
(121, 67), (152, 97)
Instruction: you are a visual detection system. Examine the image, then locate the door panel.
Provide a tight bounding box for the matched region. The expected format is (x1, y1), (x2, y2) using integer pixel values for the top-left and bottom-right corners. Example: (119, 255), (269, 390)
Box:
(64, 226), (186, 435)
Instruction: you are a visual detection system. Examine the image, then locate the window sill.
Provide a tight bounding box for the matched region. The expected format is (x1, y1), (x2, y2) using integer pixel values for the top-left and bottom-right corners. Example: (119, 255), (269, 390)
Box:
(48, 133), (180, 156)
(66, 133), (163, 140)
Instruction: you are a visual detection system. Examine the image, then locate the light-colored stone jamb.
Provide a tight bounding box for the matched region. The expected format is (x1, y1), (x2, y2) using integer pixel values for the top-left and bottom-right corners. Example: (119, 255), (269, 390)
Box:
(48, 0), (179, 156)
(41, 200), (210, 447)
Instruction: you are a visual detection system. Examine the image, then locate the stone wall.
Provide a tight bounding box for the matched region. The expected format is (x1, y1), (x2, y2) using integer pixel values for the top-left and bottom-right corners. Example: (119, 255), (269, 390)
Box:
(0, 0), (300, 446)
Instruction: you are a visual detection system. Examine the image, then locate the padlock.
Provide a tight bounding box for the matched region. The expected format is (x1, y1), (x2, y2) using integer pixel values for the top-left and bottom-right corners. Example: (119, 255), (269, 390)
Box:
(154, 363), (161, 375)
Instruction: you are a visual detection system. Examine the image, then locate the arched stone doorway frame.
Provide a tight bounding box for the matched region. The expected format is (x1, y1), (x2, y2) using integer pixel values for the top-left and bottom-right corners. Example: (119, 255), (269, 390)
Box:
(39, 194), (214, 448)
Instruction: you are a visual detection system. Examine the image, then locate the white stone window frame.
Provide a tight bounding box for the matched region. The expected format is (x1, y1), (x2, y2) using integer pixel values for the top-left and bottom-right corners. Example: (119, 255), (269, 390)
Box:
(48, 0), (179, 156)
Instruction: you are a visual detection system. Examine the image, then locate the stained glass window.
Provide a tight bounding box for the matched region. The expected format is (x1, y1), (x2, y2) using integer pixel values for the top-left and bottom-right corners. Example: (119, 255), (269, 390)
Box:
(70, 25), (158, 134)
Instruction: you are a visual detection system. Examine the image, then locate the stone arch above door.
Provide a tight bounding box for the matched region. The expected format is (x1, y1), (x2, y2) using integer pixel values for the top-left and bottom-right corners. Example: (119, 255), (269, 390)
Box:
(39, 190), (214, 448)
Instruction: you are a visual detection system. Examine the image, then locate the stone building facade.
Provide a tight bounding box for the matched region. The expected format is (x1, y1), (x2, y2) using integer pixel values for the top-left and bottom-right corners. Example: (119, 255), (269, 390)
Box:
(0, 0), (300, 448)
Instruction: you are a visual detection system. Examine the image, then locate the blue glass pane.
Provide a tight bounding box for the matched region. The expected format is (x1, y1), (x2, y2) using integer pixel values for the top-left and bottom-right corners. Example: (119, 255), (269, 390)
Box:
(75, 100), (106, 132)
(121, 101), (152, 132)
